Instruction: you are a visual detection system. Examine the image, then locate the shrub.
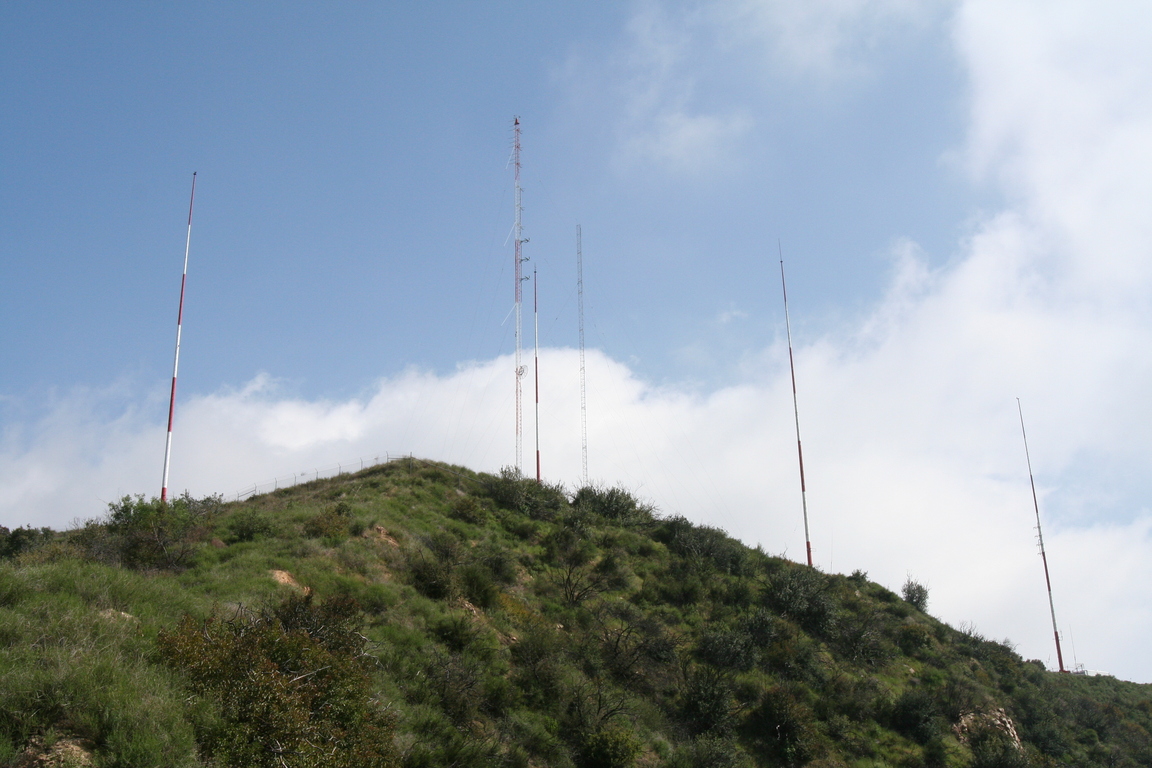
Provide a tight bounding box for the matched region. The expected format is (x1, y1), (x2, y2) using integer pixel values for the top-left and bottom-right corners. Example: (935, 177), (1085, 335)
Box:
(0, 526), (54, 559)
(889, 687), (941, 744)
(572, 485), (653, 527)
(681, 668), (735, 735)
(968, 725), (1030, 768)
(484, 467), (567, 520)
(741, 685), (819, 767)
(303, 502), (352, 539)
(667, 735), (754, 768)
(898, 622), (934, 656)
(157, 593), (399, 768)
(696, 629), (756, 672)
(225, 509), (274, 543)
(406, 532), (463, 600)
(449, 495), (488, 525)
(834, 609), (892, 667)
(575, 725), (641, 768)
(102, 492), (218, 569)
(902, 577), (929, 612)
(655, 517), (748, 575)
(763, 566), (837, 637)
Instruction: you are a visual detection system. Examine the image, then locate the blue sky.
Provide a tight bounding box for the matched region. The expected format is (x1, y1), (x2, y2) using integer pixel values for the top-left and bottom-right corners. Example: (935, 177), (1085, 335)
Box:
(3, 1), (1152, 683)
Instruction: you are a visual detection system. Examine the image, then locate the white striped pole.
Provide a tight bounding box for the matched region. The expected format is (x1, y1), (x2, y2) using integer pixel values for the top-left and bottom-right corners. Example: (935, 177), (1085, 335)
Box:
(161, 172), (197, 502)
(780, 249), (813, 567)
(1018, 398), (1068, 672)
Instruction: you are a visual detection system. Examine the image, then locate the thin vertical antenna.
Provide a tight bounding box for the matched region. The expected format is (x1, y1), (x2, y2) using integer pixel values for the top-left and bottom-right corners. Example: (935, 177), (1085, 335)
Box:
(576, 225), (588, 486)
(779, 246), (813, 567)
(534, 268), (541, 483)
(1017, 398), (1067, 673)
(513, 117), (527, 474)
(161, 172), (197, 503)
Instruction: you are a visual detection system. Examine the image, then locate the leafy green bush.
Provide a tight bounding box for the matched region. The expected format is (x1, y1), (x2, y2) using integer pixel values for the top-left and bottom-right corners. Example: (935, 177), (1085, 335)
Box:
(681, 668), (736, 735)
(902, 577), (929, 612)
(741, 685), (820, 767)
(575, 725), (641, 768)
(696, 628), (756, 672)
(666, 735), (753, 768)
(655, 517), (748, 575)
(100, 492), (218, 569)
(225, 509), (275, 543)
(449, 494), (488, 525)
(303, 502), (353, 539)
(763, 565), (837, 637)
(484, 467), (567, 520)
(157, 593), (399, 768)
(572, 486), (653, 527)
(889, 686), (942, 744)
(0, 525), (54, 559)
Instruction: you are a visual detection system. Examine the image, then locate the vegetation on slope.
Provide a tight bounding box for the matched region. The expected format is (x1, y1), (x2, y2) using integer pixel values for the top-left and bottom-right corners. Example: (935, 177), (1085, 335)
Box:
(1, 458), (1150, 767)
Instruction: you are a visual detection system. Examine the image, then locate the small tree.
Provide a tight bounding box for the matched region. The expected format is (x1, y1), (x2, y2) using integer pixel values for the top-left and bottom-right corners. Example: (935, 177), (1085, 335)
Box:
(902, 577), (929, 613)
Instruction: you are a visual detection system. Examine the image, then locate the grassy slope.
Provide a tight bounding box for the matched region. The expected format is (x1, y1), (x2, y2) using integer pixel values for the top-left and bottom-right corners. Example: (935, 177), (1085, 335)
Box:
(1, 458), (1150, 768)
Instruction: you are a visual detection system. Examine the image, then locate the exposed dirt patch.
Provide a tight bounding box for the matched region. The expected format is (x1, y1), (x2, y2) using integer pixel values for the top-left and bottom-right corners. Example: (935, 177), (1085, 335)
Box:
(15, 736), (94, 767)
(270, 569), (310, 595)
(97, 609), (136, 622)
(366, 525), (400, 547)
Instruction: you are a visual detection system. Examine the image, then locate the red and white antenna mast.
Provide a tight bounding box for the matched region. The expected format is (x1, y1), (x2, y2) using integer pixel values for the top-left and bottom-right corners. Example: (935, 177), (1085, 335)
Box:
(1017, 398), (1068, 673)
(534, 268), (541, 483)
(576, 225), (588, 487)
(513, 117), (527, 473)
(780, 247), (813, 567)
(161, 172), (197, 503)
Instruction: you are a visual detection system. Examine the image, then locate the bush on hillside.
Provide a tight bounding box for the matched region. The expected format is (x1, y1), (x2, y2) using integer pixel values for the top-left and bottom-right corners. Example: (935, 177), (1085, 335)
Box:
(902, 577), (929, 613)
(763, 565), (838, 637)
(654, 516), (748, 575)
(157, 593), (399, 768)
(484, 467), (567, 520)
(572, 485), (654, 527)
(0, 526), (54, 559)
(95, 492), (219, 570)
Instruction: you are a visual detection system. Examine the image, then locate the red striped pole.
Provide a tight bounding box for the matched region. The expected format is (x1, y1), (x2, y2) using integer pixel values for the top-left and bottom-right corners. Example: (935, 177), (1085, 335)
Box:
(161, 172), (196, 502)
(1017, 398), (1067, 672)
(780, 249), (813, 567)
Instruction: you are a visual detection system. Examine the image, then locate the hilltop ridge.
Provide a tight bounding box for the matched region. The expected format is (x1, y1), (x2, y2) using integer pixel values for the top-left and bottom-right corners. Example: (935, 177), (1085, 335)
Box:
(1, 458), (1149, 767)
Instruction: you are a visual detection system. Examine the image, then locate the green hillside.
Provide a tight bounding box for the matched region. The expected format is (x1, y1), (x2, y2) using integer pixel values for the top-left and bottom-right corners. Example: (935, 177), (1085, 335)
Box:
(1, 458), (1149, 767)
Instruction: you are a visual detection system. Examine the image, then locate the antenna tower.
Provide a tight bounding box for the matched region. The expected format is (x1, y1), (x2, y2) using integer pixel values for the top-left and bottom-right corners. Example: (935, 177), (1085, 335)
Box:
(513, 117), (528, 473)
(779, 248), (813, 567)
(161, 172), (197, 503)
(534, 268), (541, 483)
(1017, 398), (1068, 673)
(577, 225), (588, 486)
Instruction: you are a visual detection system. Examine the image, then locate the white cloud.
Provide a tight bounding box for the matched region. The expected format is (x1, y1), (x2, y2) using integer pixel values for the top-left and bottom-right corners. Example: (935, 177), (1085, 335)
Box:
(720, 0), (945, 80)
(562, 1), (755, 175)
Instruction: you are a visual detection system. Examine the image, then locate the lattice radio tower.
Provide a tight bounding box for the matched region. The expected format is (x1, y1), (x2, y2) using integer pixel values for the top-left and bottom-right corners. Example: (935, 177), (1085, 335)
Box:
(513, 117), (528, 473)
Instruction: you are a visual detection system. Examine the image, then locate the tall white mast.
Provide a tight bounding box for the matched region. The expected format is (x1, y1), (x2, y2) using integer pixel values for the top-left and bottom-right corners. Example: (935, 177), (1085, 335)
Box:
(1018, 398), (1068, 673)
(576, 225), (588, 487)
(161, 172), (196, 503)
(513, 117), (527, 473)
(780, 249), (813, 567)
